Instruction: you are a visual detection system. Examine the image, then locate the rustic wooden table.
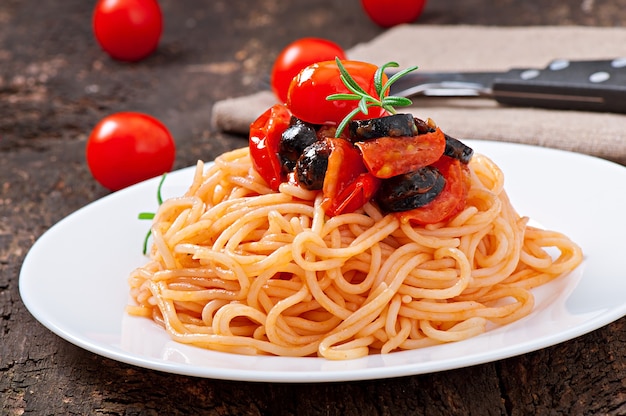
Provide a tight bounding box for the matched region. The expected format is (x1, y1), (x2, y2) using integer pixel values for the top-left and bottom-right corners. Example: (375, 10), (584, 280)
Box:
(2, 1), (625, 414)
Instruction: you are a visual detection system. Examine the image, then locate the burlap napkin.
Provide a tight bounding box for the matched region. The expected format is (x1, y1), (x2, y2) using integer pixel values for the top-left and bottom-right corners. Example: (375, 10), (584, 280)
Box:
(211, 25), (626, 165)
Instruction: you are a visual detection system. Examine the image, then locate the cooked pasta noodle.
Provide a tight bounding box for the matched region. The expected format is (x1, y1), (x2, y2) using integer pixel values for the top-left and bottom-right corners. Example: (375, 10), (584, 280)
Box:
(127, 147), (583, 360)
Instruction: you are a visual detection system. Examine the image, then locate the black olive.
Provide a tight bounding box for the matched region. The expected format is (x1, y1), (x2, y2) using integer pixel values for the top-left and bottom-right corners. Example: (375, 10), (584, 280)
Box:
(413, 117), (436, 134)
(376, 166), (445, 212)
(295, 140), (332, 190)
(279, 118), (318, 173)
(349, 114), (417, 140)
(444, 134), (474, 164)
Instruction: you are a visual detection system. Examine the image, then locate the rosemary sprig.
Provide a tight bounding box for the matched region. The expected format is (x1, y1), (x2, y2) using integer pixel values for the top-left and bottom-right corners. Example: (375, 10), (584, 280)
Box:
(138, 173), (167, 255)
(326, 57), (418, 137)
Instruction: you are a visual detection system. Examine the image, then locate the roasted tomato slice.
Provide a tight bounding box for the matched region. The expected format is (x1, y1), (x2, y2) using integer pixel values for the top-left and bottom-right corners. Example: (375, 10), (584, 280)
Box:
(397, 156), (471, 225)
(330, 172), (381, 216)
(355, 127), (446, 178)
(320, 138), (380, 216)
(249, 104), (292, 190)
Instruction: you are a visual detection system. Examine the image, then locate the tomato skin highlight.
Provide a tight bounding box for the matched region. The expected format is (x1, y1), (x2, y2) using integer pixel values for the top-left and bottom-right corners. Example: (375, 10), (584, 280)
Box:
(249, 104), (292, 191)
(356, 127), (446, 178)
(397, 156), (470, 225)
(361, 0), (427, 28)
(93, 0), (162, 62)
(271, 38), (346, 104)
(287, 60), (389, 126)
(86, 112), (175, 191)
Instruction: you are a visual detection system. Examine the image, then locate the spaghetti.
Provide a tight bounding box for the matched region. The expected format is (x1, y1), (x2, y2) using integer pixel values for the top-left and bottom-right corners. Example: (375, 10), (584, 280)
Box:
(128, 146), (583, 360)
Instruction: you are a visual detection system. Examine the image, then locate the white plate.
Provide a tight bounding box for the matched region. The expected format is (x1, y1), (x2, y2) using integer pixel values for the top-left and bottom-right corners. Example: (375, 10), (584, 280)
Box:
(19, 140), (626, 383)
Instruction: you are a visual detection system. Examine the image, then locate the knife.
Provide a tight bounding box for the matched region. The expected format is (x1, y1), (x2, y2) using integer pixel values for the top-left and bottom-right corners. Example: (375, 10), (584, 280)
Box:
(387, 58), (626, 113)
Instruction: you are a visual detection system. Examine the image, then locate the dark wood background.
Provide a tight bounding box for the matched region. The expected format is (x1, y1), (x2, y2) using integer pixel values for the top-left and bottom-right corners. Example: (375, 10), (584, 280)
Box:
(2, 0), (625, 414)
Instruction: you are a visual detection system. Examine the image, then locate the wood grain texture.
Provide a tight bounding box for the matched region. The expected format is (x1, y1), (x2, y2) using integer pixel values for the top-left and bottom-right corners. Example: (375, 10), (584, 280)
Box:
(2, 0), (625, 414)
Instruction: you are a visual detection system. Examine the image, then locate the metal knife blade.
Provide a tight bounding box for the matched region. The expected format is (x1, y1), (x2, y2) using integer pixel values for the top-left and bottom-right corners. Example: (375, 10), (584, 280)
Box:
(387, 58), (626, 113)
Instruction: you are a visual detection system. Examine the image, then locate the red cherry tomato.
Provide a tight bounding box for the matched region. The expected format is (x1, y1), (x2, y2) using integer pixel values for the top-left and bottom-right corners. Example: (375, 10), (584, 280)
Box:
(92, 0), (163, 62)
(356, 127), (446, 178)
(398, 156), (470, 225)
(271, 38), (346, 104)
(361, 0), (427, 28)
(326, 172), (381, 216)
(287, 60), (389, 126)
(86, 112), (175, 191)
(249, 104), (292, 191)
(315, 138), (380, 216)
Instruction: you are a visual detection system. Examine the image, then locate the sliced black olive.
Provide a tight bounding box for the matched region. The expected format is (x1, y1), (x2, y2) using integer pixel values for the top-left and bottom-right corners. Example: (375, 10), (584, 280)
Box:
(444, 134), (474, 164)
(376, 166), (445, 212)
(348, 113), (417, 140)
(279, 118), (318, 173)
(295, 140), (332, 190)
(413, 117), (436, 134)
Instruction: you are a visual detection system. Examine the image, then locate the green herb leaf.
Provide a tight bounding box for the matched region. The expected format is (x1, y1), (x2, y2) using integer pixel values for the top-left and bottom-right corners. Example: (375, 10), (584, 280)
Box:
(383, 96), (413, 107)
(327, 57), (418, 137)
(334, 107), (363, 141)
(156, 173), (166, 205)
(358, 97), (369, 114)
(337, 64), (368, 96)
(327, 93), (361, 101)
(138, 173), (167, 255)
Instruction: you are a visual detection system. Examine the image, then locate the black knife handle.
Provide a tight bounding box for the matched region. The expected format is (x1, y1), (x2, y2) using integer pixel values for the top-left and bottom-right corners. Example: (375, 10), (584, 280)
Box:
(492, 59), (626, 113)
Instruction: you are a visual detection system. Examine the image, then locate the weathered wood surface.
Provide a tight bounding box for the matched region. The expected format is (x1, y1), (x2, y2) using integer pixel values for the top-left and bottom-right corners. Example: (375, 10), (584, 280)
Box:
(2, 1), (625, 414)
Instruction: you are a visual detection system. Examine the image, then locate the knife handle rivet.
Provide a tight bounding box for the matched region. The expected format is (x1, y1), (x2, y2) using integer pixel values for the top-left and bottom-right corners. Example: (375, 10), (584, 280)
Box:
(520, 69), (540, 80)
(611, 58), (626, 68)
(549, 59), (570, 71)
(589, 71), (610, 83)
